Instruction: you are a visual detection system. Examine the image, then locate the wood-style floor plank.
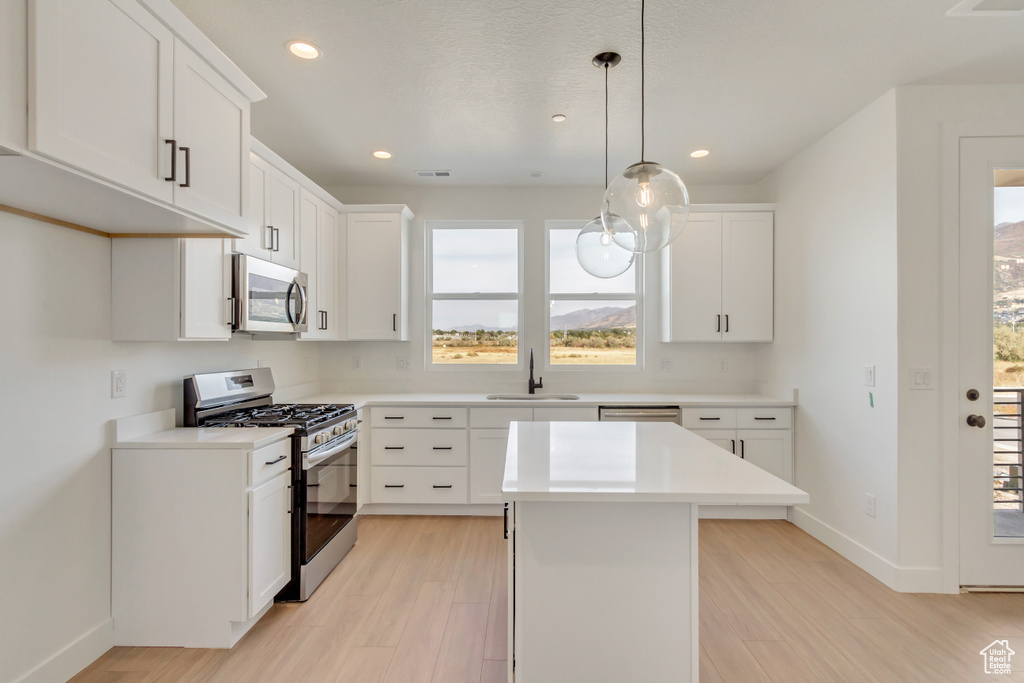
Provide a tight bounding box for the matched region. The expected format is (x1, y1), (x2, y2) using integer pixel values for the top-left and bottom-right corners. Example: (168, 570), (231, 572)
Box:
(71, 516), (1024, 683)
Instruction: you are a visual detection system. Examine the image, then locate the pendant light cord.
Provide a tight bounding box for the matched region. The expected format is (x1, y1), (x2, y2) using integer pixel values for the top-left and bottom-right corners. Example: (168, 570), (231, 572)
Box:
(640, 0), (646, 163)
(604, 62), (609, 189)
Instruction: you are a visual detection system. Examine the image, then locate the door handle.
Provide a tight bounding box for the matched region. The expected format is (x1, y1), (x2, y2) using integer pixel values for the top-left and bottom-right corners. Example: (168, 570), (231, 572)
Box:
(731, 439), (736, 454)
(716, 315), (721, 333)
(966, 414), (987, 428)
(179, 146), (191, 188)
(164, 139), (177, 182)
(725, 314), (729, 333)
(740, 439), (745, 458)
(393, 313), (397, 332)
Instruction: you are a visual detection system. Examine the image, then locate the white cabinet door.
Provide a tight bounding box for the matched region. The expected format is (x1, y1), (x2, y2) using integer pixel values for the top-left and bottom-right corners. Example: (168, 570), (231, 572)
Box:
(662, 213), (723, 341)
(722, 212), (774, 342)
(737, 429), (792, 483)
(180, 239), (231, 340)
(248, 471), (290, 617)
(235, 153), (273, 260)
(171, 40), (249, 233)
(31, 0), (174, 202)
(346, 213), (406, 340)
(470, 429), (510, 504)
(268, 169), (300, 268)
(319, 203), (339, 338)
(299, 190), (321, 335)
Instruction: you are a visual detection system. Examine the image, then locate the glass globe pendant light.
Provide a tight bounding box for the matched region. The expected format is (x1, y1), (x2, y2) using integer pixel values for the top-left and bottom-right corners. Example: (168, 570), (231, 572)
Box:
(576, 52), (636, 278)
(601, 0), (690, 253)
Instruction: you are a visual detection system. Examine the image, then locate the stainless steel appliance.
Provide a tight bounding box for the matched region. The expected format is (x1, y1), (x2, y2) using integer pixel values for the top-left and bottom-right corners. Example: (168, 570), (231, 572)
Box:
(598, 405), (682, 424)
(232, 254), (308, 334)
(184, 367), (357, 601)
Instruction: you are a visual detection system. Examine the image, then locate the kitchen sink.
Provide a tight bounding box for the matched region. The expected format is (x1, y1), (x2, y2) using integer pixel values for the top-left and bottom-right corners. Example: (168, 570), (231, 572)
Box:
(486, 394), (580, 401)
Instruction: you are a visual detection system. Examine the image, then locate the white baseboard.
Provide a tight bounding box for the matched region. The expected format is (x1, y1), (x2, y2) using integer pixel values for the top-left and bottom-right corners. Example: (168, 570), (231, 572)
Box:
(359, 503), (503, 517)
(14, 619), (113, 683)
(699, 505), (788, 519)
(790, 508), (946, 593)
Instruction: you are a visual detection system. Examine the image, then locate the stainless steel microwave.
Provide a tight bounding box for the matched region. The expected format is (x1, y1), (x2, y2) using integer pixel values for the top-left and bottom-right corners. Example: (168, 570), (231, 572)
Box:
(232, 254), (308, 334)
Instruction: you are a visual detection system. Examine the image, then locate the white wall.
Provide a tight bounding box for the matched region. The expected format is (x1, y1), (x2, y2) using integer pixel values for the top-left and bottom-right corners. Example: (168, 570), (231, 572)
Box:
(0, 213), (317, 683)
(894, 85), (1024, 584)
(320, 184), (778, 395)
(763, 91), (901, 579)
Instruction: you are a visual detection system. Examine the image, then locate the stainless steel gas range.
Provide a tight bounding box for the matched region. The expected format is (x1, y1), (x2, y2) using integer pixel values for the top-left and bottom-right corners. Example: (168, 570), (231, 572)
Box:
(184, 368), (357, 601)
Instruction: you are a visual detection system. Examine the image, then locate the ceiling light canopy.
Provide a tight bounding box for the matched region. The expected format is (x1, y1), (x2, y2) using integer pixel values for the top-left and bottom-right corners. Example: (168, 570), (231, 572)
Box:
(287, 41), (322, 60)
(552, 114), (567, 123)
(690, 149), (710, 158)
(372, 150), (392, 159)
(602, 0), (690, 254)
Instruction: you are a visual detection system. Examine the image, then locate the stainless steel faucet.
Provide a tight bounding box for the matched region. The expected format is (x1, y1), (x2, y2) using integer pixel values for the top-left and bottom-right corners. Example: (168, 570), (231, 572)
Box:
(528, 348), (543, 394)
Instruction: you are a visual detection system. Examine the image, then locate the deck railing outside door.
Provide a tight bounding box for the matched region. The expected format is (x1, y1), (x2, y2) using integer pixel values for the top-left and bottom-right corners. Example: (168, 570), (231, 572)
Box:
(993, 387), (1024, 513)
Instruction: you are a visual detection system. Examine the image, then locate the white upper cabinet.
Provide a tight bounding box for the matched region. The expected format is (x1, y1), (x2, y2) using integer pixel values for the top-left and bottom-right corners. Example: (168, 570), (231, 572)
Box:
(344, 206), (413, 341)
(8, 0), (265, 235)
(662, 209), (774, 342)
(234, 149), (300, 268)
(299, 189), (340, 341)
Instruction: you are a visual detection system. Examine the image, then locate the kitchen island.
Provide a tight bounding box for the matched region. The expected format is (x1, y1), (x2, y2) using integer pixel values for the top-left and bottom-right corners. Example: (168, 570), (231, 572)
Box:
(502, 421), (808, 683)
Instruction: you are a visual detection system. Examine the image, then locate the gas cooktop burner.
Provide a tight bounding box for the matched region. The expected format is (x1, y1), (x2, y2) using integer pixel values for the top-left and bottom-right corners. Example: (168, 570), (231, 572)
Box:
(204, 403), (355, 430)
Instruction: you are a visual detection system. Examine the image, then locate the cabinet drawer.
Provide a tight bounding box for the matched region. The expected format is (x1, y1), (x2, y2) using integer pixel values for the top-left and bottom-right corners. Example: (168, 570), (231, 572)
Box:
(250, 439), (291, 486)
(470, 407), (533, 429)
(681, 408), (736, 429)
(533, 406), (598, 422)
(371, 466), (468, 504)
(370, 406), (468, 429)
(736, 408), (792, 429)
(371, 429), (468, 466)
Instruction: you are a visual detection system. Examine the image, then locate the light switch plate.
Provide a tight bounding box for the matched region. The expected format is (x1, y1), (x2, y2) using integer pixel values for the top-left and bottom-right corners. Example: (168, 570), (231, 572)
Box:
(864, 365), (876, 387)
(910, 367), (935, 390)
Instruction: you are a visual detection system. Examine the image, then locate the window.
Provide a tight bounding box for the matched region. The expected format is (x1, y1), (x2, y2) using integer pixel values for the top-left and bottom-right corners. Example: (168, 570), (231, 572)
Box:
(427, 221), (523, 367)
(546, 220), (641, 367)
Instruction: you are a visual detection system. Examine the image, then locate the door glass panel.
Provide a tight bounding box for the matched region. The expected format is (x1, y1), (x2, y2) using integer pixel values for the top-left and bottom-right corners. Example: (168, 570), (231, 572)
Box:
(992, 170), (1024, 537)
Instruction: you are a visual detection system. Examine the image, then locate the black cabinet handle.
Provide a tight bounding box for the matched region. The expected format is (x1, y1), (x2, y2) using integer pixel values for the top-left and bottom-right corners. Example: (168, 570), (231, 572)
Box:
(264, 455), (287, 465)
(504, 503), (509, 539)
(179, 145), (191, 187)
(731, 439), (736, 454)
(432, 416), (452, 421)
(432, 484), (453, 489)
(384, 416), (404, 420)
(393, 313), (397, 331)
(384, 446), (405, 450)
(725, 314), (729, 333)
(740, 440), (745, 458)
(699, 417), (721, 421)
(384, 484), (404, 488)
(432, 446), (453, 451)
(754, 417), (776, 421)
(716, 314), (721, 333)
(164, 139), (177, 182)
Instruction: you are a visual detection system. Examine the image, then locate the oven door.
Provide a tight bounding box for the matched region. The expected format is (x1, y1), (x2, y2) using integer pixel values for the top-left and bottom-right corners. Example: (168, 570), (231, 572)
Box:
(233, 254), (308, 333)
(303, 437), (356, 564)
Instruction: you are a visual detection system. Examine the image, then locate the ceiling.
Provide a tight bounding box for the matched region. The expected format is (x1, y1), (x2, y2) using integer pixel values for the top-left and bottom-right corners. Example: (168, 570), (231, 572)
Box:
(171, 0), (1024, 188)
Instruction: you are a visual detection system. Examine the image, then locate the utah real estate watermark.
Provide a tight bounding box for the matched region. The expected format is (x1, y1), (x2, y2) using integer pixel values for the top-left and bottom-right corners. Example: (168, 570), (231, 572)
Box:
(980, 640), (1015, 674)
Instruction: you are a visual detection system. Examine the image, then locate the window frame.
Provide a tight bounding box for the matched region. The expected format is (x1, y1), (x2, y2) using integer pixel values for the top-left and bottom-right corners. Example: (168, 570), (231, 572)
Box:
(544, 220), (644, 372)
(425, 220), (525, 371)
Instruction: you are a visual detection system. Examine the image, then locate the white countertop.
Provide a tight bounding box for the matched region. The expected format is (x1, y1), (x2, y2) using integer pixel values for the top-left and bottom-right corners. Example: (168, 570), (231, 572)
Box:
(502, 421), (809, 505)
(113, 426), (293, 450)
(294, 392), (794, 409)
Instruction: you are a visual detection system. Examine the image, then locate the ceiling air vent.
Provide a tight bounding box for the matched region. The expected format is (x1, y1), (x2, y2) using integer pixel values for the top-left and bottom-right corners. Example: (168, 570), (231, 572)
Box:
(948, 0), (1024, 15)
(415, 170), (451, 177)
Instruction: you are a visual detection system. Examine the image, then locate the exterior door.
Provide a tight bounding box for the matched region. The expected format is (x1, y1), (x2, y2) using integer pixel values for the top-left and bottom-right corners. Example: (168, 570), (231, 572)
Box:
(959, 136), (1024, 587)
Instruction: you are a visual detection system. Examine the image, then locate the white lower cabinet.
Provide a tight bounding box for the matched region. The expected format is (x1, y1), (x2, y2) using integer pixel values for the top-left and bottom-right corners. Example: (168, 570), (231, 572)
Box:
(470, 429), (511, 504)
(112, 436), (291, 648)
(684, 407), (794, 483)
(371, 466), (468, 504)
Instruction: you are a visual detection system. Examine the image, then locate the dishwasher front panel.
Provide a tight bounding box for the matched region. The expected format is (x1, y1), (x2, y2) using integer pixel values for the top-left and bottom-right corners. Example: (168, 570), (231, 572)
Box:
(598, 406), (682, 425)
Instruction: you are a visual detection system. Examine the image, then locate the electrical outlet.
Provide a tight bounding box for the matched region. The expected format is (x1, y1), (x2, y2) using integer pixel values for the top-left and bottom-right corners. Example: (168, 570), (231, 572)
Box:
(257, 359), (268, 368)
(719, 359), (727, 372)
(865, 365), (876, 387)
(352, 357), (363, 371)
(865, 493), (876, 518)
(659, 359), (672, 371)
(111, 370), (127, 399)
(396, 358), (410, 371)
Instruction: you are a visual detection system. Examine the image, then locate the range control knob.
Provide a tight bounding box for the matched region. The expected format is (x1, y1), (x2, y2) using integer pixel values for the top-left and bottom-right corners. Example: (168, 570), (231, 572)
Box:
(314, 433), (327, 445)
(333, 426), (344, 436)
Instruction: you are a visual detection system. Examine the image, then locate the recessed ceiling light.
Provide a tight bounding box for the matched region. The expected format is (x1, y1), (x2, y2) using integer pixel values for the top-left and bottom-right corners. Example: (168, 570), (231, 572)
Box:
(373, 150), (392, 159)
(551, 114), (567, 123)
(287, 41), (322, 60)
(690, 149), (710, 158)
(528, 171), (546, 179)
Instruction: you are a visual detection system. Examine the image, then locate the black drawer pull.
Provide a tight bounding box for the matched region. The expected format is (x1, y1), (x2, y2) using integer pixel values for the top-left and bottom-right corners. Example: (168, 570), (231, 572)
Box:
(432, 416), (453, 420)
(754, 417), (777, 421)
(384, 446), (405, 450)
(432, 446), (453, 451)
(433, 484), (453, 489)
(264, 455), (287, 465)
(384, 484), (404, 488)
(384, 416), (404, 420)
(349, 484), (357, 487)
(699, 417), (721, 421)
(504, 503), (509, 539)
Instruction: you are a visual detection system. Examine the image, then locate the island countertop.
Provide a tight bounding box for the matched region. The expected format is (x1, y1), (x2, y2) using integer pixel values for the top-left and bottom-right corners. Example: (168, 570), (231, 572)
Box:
(502, 421), (809, 505)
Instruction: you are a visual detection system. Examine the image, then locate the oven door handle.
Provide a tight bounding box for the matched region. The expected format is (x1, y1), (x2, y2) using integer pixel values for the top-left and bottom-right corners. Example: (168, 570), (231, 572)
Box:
(304, 434), (356, 469)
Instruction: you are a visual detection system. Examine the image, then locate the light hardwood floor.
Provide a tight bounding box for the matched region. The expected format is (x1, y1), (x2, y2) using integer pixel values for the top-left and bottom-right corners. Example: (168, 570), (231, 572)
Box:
(73, 516), (1024, 682)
